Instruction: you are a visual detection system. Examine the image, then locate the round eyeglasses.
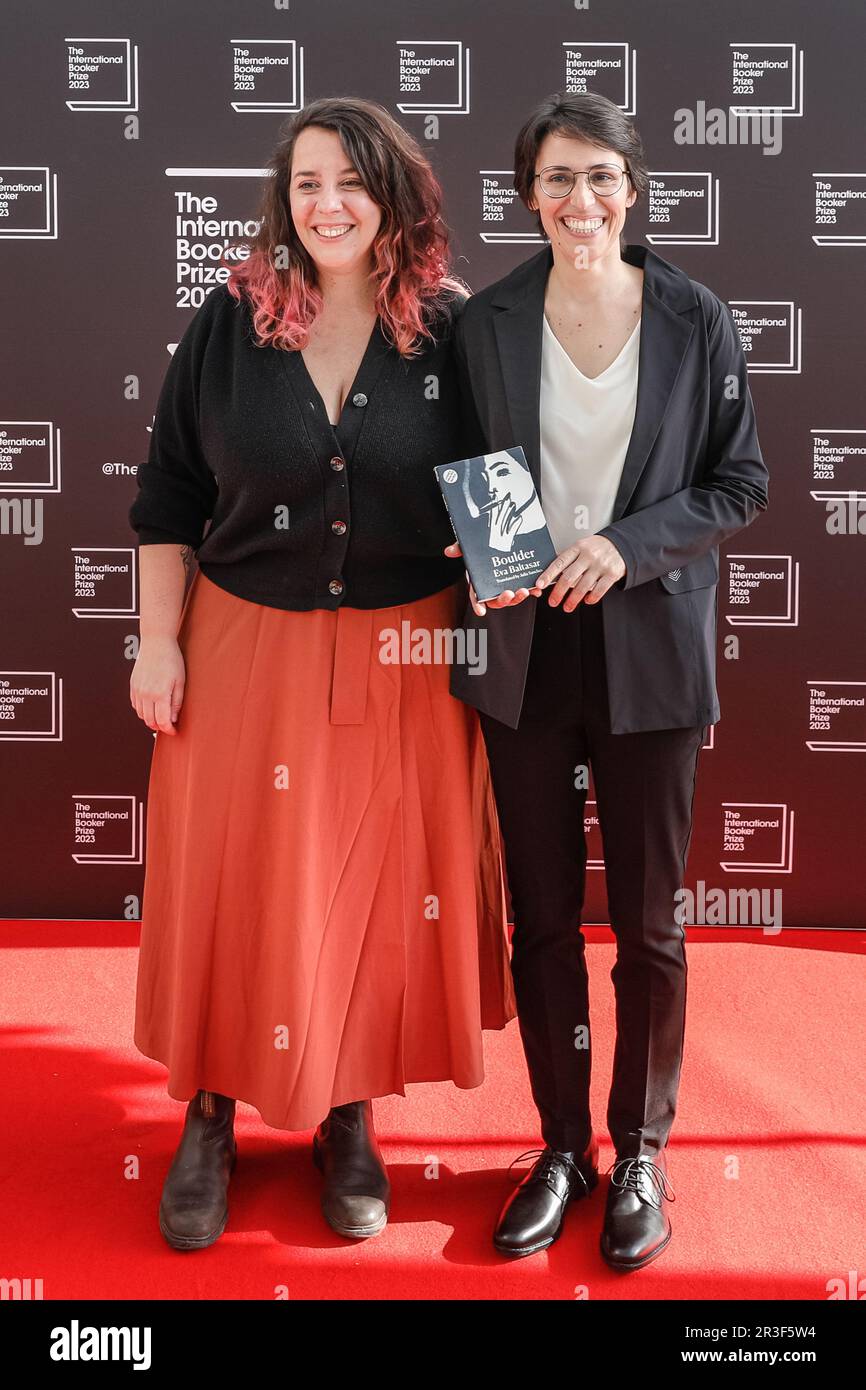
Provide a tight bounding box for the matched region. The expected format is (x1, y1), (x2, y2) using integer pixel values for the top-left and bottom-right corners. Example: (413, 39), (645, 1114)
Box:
(533, 164), (627, 198)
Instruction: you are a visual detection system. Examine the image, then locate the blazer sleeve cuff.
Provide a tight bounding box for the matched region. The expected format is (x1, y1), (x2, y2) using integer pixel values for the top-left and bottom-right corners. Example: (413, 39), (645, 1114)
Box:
(597, 524), (637, 590)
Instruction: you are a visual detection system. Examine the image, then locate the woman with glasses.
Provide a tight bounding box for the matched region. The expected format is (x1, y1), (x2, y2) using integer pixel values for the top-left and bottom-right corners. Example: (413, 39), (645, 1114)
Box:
(445, 92), (768, 1270)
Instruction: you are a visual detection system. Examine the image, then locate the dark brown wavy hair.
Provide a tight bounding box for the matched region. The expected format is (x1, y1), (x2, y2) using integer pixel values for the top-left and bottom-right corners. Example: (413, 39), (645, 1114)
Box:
(220, 96), (466, 357)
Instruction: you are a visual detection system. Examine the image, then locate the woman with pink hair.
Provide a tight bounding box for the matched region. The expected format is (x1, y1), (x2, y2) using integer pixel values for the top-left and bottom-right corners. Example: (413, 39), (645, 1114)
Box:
(129, 97), (515, 1250)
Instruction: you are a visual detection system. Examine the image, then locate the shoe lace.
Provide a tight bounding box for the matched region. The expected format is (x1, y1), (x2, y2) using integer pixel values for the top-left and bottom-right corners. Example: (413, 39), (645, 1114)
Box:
(605, 1156), (676, 1203)
(507, 1147), (590, 1198)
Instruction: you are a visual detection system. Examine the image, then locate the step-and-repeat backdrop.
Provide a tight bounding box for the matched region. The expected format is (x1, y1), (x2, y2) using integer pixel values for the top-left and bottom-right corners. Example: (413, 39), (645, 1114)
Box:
(2, 0), (864, 930)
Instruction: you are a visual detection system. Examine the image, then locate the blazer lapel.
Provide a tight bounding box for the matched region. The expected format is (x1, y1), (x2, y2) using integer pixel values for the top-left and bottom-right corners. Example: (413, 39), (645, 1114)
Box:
(490, 242), (697, 521)
(491, 248), (550, 500)
(609, 247), (695, 521)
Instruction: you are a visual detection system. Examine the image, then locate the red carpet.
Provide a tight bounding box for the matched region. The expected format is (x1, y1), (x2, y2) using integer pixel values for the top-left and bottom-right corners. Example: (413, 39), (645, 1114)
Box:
(1, 922), (864, 1300)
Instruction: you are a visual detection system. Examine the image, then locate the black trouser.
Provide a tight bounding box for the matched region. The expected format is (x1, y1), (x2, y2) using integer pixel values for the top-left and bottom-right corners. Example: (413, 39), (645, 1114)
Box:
(479, 596), (704, 1158)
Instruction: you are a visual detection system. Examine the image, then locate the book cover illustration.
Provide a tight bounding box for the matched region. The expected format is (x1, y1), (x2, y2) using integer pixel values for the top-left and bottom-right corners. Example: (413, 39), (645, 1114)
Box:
(434, 445), (558, 603)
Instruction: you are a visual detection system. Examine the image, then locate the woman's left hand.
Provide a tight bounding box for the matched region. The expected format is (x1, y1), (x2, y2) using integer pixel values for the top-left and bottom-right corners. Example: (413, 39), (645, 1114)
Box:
(533, 535), (627, 611)
(444, 541), (532, 613)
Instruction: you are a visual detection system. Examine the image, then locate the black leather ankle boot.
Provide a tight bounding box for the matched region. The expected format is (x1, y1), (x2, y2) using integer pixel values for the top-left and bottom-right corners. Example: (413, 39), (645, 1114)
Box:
(312, 1099), (390, 1238)
(159, 1089), (237, 1251)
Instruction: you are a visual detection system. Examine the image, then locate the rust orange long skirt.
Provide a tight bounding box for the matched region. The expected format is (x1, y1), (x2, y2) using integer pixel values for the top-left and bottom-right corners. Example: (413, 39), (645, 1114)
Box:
(134, 568), (517, 1131)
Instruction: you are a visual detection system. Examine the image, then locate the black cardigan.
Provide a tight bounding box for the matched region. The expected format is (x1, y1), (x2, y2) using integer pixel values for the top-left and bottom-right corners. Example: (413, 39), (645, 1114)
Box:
(128, 282), (478, 610)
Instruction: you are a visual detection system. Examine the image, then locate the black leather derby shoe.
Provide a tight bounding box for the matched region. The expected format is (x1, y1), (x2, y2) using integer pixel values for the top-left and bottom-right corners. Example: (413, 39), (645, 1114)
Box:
(312, 1099), (390, 1239)
(600, 1147), (676, 1271)
(493, 1133), (600, 1257)
(159, 1089), (237, 1251)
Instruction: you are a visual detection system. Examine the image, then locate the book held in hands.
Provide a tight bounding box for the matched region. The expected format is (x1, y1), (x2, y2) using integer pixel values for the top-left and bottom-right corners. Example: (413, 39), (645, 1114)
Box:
(434, 445), (558, 603)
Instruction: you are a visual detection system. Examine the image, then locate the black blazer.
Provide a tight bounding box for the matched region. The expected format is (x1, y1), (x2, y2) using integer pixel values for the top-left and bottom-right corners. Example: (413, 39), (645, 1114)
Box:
(449, 242), (770, 734)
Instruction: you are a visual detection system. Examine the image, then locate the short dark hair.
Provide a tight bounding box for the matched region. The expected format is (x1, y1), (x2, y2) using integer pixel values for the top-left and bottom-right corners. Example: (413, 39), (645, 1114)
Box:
(513, 92), (648, 250)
